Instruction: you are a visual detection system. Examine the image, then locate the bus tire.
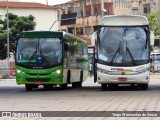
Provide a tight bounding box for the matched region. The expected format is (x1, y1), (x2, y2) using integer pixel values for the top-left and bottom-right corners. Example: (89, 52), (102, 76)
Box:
(43, 85), (48, 89)
(101, 84), (107, 90)
(77, 82), (82, 87)
(78, 70), (83, 87)
(72, 82), (77, 88)
(139, 84), (148, 90)
(67, 70), (71, 84)
(43, 85), (53, 89)
(61, 84), (67, 90)
(108, 84), (118, 89)
(25, 84), (32, 91)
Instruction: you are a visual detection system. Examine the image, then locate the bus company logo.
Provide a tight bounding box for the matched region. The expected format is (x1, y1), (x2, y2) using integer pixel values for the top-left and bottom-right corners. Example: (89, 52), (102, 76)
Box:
(30, 70), (46, 73)
(2, 112), (12, 117)
(121, 72), (125, 75)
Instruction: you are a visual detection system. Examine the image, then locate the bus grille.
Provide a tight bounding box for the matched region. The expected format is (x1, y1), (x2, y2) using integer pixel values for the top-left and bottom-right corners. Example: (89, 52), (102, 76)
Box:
(26, 78), (51, 82)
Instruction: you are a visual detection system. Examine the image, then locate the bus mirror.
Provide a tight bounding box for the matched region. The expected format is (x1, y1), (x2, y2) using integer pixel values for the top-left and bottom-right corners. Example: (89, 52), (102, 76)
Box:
(94, 58), (97, 63)
(150, 31), (154, 45)
(91, 31), (97, 46)
(150, 58), (152, 63)
(64, 43), (68, 51)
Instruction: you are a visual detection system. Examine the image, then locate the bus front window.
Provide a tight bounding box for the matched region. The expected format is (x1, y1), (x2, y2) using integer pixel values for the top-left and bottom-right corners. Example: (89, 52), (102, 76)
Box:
(98, 27), (149, 66)
(16, 38), (62, 68)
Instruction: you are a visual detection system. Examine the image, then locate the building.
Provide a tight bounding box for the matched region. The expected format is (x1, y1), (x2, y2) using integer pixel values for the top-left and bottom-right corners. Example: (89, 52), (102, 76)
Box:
(0, 1), (58, 30)
(54, 0), (160, 46)
(54, 0), (134, 45)
(130, 0), (159, 15)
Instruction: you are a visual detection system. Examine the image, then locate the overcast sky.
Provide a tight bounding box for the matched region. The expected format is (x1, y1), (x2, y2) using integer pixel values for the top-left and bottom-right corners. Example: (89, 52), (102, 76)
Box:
(20, 0), (70, 5)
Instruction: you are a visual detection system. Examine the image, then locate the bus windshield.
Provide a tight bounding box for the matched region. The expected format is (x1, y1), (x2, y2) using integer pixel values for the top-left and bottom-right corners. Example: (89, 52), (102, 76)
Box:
(16, 38), (62, 68)
(98, 26), (149, 66)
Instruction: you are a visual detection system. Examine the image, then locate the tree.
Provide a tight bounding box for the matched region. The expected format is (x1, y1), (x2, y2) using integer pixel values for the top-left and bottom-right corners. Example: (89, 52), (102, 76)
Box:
(146, 12), (159, 36)
(0, 13), (36, 60)
(0, 33), (7, 59)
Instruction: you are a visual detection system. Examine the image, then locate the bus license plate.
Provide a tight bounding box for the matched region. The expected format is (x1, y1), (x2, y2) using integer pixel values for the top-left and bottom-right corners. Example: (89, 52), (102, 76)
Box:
(118, 77), (127, 81)
(34, 81), (43, 84)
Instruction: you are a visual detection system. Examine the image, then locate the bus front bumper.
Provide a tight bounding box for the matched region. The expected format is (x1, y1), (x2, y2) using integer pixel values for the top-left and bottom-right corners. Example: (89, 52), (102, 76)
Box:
(97, 71), (150, 84)
(16, 73), (63, 85)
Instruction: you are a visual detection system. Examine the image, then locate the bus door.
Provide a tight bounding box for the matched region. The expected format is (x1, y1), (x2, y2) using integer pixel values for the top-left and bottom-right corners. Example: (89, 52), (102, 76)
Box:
(88, 47), (97, 82)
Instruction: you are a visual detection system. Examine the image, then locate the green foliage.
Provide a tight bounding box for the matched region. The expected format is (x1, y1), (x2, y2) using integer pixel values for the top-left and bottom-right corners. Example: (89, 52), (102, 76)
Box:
(0, 19), (4, 24)
(6, 13), (18, 20)
(0, 33), (7, 59)
(146, 12), (159, 36)
(0, 13), (36, 60)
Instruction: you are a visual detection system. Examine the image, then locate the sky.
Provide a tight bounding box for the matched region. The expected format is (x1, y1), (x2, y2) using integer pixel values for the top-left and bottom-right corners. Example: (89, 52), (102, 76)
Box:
(20, 0), (70, 5)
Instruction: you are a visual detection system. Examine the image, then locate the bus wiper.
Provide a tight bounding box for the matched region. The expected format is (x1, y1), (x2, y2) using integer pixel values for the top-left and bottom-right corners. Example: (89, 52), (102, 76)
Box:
(37, 42), (43, 65)
(126, 41), (137, 66)
(109, 41), (121, 66)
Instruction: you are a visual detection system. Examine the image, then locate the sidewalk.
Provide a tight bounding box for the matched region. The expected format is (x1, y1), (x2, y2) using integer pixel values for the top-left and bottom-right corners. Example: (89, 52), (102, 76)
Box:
(150, 74), (160, 80)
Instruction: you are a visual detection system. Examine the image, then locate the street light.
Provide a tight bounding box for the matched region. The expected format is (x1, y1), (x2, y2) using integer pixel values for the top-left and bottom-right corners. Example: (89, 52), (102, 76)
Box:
(49, 17), (77, 31)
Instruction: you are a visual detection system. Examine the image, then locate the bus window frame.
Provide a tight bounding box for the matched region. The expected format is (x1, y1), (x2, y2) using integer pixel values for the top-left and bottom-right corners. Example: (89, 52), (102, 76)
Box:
(97, 25), (150, 66)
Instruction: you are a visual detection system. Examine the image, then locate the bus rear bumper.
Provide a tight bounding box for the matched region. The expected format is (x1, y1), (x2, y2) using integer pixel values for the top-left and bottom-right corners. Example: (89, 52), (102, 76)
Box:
(97, 72), (150, 84)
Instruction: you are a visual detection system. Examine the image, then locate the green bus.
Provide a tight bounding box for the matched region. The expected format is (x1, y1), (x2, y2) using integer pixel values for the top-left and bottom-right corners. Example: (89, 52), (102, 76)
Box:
(15, 31), (88, 91)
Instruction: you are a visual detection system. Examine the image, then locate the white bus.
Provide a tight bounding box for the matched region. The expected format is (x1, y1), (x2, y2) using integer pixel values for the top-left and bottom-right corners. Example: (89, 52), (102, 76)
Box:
(92, 15), (153, 90)
(150, 52), (160, 72)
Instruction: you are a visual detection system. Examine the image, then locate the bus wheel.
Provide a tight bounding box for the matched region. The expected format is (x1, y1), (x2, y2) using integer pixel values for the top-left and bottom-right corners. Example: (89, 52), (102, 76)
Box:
(43, 85), (53, 89)
(25, 85), (32, 91)
(72, 82), (77, 88)
(101, 84), (107, 90)
(67, 70), (71, 84)
(108, 84), (118, 89)
(77, 82), (82, 87)
(43, 85), (48, 89)
(139, 84), (148, 90)
(77, 70), (83, 88)
(61, 84), (67, 90)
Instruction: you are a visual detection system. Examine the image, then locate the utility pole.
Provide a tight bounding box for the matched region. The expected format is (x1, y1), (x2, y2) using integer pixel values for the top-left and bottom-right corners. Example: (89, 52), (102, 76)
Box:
(7, 0), (9, 61)
(101, 0), (104, 17)
(159, 0), (160, 48)
(46, 0), (48, 6)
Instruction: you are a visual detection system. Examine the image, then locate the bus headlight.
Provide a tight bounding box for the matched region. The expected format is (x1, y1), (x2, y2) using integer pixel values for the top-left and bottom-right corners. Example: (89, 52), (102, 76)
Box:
(52, 69), (61, 75)
(16, 69), (24, 74)
(138, 69), (147, 74)
(97, 68), (109, 74)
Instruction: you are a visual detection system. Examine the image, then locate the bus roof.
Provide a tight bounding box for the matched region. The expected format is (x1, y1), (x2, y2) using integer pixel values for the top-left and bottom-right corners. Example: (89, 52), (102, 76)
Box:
(19, 31), (63, 38)
(19, 30), (87, 44)
(63, 31), (87, 44)
(100, 15), (149, 26)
